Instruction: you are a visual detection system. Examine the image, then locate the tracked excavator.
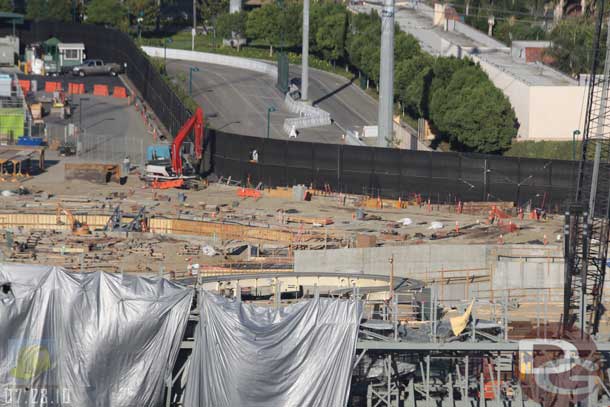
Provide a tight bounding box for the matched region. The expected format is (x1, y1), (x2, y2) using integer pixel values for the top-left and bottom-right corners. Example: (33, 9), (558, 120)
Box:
(143, 107), (204, 182)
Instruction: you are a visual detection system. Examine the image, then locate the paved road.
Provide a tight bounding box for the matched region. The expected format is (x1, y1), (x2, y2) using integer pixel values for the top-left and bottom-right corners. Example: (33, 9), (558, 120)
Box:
(166, 59), (378, 144)
(44, 94), (153, 166)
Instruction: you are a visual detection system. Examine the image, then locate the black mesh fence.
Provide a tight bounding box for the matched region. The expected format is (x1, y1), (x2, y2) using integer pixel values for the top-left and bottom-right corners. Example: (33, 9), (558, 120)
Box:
(6, 21), (579, 208)
(209, 130), (579, 208)
(0, 20), (190, 135)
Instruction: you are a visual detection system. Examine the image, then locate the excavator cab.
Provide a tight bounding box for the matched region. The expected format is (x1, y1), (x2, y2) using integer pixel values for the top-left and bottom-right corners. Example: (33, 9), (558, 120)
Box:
(56, 204), (91, 235)
(143, 107), (204, 181)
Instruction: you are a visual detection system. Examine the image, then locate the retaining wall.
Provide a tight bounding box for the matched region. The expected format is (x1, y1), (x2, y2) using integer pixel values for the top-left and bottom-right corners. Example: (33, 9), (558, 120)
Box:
(294, 244), (567, 303)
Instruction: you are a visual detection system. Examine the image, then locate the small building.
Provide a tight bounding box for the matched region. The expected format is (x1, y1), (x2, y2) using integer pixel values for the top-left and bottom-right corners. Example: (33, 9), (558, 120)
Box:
(40, 38), (85, 74)
(511, 41), (552, 64)
(0, 36), (18, 66)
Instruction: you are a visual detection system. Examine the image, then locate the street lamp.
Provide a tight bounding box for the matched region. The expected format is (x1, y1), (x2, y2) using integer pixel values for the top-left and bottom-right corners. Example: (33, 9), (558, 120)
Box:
(189, 66), (200, 96)
(137, 15), (143, 41)
(572, 130), (581, 161)
(266, 106), (277, 139)
(163, 38), (173, 74)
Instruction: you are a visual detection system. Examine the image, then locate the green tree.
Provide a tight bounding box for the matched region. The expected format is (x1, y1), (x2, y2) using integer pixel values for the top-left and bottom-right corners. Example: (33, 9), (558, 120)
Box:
(46, 0), (72, 21)
(0, 0), (13, 12)
(246, 4), (279, 55)
(86, 0), (126, 26)
(315, 12), (347, 63)
(394, 30), (420, 62)
(346, 11), (380, 82)
(395, 55), (433, 117)
(127, 0), (159, 28)
(201, 0), (229, 26)
(430, 67), (517, 153)
(216, 11), (248, 48)
(493, 19), (546, 45)
(26, 0), (44, 19)
(547, 17), (600, 76)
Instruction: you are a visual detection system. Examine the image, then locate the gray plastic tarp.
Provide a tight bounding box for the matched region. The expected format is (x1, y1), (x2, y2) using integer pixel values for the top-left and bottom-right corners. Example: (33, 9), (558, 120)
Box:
(0, 264), (193, 407)
(184, 291), (363, 407)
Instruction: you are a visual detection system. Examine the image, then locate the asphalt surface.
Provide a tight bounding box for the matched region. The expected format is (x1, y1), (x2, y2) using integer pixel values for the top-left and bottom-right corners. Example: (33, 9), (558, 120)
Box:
(13, 72), (155, 166)
(166, 59), (378, 143)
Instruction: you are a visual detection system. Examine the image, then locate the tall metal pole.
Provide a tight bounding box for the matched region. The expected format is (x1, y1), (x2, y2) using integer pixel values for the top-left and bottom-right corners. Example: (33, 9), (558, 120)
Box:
(377, 0), (395, 147)
(192, 0), (196, 51)
(301, 0), (310, 101)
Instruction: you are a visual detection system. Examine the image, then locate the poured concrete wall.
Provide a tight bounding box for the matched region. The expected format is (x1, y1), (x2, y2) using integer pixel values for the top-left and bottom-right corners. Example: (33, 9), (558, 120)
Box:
(294, 244), (564, 305)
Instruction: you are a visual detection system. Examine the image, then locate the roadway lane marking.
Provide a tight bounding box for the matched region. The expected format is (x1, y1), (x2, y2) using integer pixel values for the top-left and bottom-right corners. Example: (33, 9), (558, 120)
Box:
(198, 66), (285, 139)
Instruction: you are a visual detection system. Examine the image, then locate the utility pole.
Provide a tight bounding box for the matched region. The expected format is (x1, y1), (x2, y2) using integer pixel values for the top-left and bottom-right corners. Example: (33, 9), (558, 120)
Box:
(301, 0), (310, 101)
(192, 0), (196, 51)
(377, 0), (395, 147)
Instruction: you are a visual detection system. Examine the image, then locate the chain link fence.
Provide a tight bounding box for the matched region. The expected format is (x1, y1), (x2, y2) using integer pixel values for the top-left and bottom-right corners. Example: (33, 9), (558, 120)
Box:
(45, 122), (146, 167)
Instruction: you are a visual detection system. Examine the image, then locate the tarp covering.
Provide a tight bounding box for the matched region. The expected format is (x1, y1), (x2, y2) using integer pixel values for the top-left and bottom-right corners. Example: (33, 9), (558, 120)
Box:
(184, 291), (363, 407)
(0, 264), (193, 407)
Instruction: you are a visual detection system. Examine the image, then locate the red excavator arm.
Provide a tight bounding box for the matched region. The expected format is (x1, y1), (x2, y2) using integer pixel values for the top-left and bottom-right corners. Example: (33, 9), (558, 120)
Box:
(171, 107), (204, 175)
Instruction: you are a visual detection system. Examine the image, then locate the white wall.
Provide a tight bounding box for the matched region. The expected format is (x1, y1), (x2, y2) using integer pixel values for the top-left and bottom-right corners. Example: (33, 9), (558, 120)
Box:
(472, 55), (532, 139)
(528, 86), (587, 140)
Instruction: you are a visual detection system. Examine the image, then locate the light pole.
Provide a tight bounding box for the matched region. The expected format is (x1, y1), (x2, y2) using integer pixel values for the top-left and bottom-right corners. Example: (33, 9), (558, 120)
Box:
(266, 106), (276, 139)
(163, 38), (173, 73)
(189, 66), (200, 96)
(79, 97), (89, 131)
(137, 15), (143, 41)
(572, 130), (581, 160)
(78, 97), (89, 155)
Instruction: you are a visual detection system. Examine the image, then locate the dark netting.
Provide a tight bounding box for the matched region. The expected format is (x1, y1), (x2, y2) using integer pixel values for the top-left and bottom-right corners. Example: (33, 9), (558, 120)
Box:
(261, 139), (287, 167)
(548, 160), (579, 190)
(8, 21), (582, 207)
(374, 149), (402, 176)
(429, 152), (460, 180)
(401, 150), (431, 178)
(313, 144), (340, 171)
(286, 141), (314, 169)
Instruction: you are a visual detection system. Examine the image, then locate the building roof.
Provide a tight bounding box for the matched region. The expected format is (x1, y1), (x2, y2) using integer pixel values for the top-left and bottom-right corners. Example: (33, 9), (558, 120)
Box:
(377, 4), (578, 87)
(511, 40), (552, 49)
(0, 12), (24, 24)
(44, 37), (61, 47)
(58, 43), (85, 50)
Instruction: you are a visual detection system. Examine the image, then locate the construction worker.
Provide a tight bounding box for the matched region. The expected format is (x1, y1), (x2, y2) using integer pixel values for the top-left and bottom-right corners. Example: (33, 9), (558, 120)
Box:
(121, 156), (130, 185)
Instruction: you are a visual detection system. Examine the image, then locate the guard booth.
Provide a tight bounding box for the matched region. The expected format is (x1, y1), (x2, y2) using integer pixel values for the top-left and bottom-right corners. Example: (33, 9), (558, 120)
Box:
(41, 38), (85, 75)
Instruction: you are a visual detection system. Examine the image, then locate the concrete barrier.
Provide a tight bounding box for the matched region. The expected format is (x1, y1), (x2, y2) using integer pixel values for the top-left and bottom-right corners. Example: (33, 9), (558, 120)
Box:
(283, 94), (332, 134)
(141, 46), (334, 136)
(141, 46), (278, 80)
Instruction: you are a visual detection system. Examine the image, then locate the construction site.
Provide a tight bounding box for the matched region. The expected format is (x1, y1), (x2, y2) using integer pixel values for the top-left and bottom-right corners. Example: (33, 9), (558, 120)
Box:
(1, 7), (610, 407)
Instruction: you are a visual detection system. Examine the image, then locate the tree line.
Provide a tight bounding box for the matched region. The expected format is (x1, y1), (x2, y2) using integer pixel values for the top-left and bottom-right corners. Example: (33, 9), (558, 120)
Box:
(220, 3), (517, 153)
(16, 0), (518, 153)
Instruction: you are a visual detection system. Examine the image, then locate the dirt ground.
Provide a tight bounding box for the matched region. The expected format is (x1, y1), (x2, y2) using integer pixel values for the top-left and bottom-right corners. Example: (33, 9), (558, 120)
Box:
(5, 148), (565, 247)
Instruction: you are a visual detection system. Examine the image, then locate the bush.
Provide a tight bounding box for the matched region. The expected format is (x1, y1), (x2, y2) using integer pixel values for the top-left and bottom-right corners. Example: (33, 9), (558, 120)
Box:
(505, 140), (581, 160)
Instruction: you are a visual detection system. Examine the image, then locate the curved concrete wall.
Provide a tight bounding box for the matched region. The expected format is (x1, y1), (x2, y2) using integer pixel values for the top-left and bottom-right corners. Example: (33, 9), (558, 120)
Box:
(141, 46), (279, 80)
(141, 46), (334, 135)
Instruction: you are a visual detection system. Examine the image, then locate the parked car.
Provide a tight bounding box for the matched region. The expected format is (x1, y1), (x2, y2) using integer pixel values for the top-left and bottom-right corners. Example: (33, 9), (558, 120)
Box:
(72, 59), (123, 77)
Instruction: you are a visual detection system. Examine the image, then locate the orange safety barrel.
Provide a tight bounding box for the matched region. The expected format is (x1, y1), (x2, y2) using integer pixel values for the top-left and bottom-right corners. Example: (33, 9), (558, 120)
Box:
(93, 84), (109, 96)
(44, 81), (61, 93)
(18, 79), (30, 94)
(112, 86), (127, 98)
